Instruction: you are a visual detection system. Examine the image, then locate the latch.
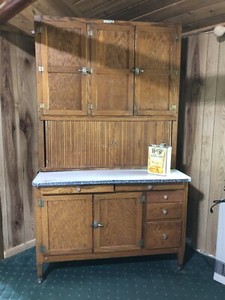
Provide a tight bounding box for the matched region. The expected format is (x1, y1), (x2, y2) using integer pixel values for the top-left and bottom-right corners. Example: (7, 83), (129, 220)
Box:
(78, 67), (93, 75)
(132, 67), (144, 75)
(92, 221), (104, 229)
(140, 195), (146, 203)
(139, 239), (144, 248)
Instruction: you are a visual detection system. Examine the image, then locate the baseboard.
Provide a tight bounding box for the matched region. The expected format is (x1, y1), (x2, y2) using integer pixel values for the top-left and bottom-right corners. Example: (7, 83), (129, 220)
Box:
(4, 239), (36, 258)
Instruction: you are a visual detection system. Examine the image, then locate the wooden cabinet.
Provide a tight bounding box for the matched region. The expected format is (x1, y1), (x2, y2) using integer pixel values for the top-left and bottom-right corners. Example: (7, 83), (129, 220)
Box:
(35, 16), (181, 171)
(35, 16), (181, 117)
(40, 194), (92, 255)
(134, 25), (180, 116)
(34, 179), (188, 282)
(94, 192), (143, 252)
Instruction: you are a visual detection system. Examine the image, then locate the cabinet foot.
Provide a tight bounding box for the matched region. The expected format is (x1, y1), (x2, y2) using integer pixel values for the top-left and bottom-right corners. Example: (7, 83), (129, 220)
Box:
(37, 277), (43, 284)
(37, 263), (44, 283)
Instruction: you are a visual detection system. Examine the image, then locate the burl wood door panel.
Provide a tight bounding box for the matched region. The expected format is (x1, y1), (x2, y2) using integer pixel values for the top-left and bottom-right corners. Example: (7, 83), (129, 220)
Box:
(134, 25), (181, 116)
(41, 194), (92, 255)
(90, 23), (134, 116)
(94, 192), (143, 252)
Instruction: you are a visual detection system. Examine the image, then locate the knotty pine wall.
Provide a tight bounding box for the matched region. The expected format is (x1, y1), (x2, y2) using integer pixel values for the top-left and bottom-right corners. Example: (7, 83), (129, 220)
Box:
(178, 32), (225, 256)
(0, 31), (38, 257)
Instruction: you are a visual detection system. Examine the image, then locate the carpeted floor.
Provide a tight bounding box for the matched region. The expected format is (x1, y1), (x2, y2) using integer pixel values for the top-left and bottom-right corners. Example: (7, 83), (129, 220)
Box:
(0, 247), (224, 300)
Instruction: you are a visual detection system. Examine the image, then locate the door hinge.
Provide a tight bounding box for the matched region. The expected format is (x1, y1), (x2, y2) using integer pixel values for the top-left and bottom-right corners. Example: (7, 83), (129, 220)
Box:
(38, 198), (44, 208)
(88, 103), (93, 115)
(88, 30), (93, 37)
(39, 103), (45, 109)
(139, 239), (144, 248)
(175, 34), (179, 41)
(35, 27), (44, 34)
(39, 245), (46, 253)
(140, 195), (146, 203)
(38, 66), (44, 72)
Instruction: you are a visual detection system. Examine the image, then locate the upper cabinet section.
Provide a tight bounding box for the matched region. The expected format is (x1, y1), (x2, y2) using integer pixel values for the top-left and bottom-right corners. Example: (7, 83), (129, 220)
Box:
(35, 16), (181, 117)
(134, 25), (181, 116)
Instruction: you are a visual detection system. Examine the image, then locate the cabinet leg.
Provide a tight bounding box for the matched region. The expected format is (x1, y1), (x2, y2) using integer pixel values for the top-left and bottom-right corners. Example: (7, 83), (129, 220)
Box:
(177, 250), (184, 270)
(37, 263), (44, 283)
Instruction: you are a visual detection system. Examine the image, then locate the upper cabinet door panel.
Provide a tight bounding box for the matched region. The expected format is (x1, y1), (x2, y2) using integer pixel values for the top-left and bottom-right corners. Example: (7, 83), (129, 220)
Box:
(134, 26), (181, 116)
(37, 21), (88, 115)
(90, 24), (135, 116)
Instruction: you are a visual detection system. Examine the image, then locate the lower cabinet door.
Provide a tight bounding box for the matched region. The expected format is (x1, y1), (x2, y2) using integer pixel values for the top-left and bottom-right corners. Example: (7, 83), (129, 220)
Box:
(93, 192), (143, 253)
(146, 220), (182, 249)
(41, 194), (93, 255)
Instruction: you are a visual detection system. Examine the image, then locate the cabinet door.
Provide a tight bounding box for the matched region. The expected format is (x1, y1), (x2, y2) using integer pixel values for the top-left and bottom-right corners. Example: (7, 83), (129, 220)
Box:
(36, 20), (88, 116)
(41, 194), (92, 255)
(134, 25), (181, 116)
(90, 23), (134, 116)
(93, 192), (143, 252)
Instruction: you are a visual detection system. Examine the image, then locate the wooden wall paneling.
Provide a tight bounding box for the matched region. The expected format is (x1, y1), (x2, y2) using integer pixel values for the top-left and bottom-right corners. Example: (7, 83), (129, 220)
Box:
(179, 31), (225, 255)
(14, 34), (38, 243)
(0, 32), (23, 249)
(182, 34), (208, 249)
(0, 31), (37, 254)
(0, 35), (6, 257)
(206, 37), (225, 255)
(199, 33), (219, 255)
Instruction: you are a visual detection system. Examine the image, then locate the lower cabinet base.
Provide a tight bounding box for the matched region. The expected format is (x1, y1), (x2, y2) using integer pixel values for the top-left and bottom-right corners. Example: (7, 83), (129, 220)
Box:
(36, 248), (185, 283)
(33, 179), (189, 283)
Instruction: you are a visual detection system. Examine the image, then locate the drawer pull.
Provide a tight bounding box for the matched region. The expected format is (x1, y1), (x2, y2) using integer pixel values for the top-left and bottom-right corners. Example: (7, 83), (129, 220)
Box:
(162, 209), (168, 215)
(148, 185), (153, 190)
(162, 234), (168, 240)
(77, 187), (81, 192)
(163, 194), (168, 200)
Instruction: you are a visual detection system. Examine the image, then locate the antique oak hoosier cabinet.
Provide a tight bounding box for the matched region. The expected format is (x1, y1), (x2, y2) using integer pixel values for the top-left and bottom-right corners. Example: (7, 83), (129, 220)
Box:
(32, 15), (191, 283)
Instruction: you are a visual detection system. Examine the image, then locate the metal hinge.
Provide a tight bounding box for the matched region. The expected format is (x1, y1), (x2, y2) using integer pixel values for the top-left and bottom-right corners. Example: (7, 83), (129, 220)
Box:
(139, 239), (144, 248)
(39, 245), (46, 253)
(35, 27), (44, 34)
(38, 198), (44, 208)
(39, 103), (45, 109)
(88, 103), (93, 115)
(140, 195), (146, 203)
(38, 66), (44, 72)
(175, 34), (179, 41)
(88, 30), (93, 37)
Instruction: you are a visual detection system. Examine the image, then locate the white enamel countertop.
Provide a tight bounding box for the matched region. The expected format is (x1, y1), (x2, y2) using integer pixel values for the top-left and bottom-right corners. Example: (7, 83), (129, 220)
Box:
(32, 169), (191, 187)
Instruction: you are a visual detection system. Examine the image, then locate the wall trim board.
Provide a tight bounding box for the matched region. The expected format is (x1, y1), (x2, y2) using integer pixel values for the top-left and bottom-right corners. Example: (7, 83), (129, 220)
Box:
(4, 239), (35, 258)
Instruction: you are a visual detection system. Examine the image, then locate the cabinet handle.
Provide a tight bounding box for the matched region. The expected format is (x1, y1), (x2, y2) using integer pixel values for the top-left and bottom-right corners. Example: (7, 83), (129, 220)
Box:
(76, 187), (81, 192)
(162, 234), (168, 240)
(163, 194), (168, 200)
(148, 185), (153, 190)
(162, 209), (168, 215)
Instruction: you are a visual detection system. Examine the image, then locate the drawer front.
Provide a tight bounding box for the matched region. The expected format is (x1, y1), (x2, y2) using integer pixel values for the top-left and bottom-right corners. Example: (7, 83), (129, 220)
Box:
(41, 185), (114, 195)
(146, 221), (181, 249)
(147, 190), (184, 203)
(146, 203), (182, 220)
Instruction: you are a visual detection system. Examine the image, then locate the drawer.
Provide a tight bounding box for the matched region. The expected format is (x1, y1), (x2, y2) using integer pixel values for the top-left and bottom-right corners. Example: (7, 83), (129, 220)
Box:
(146, 203), (182, 220)
(146, 221), (182, 249)
(147, 190), (184, 203)
(41, 185), (114, 195)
